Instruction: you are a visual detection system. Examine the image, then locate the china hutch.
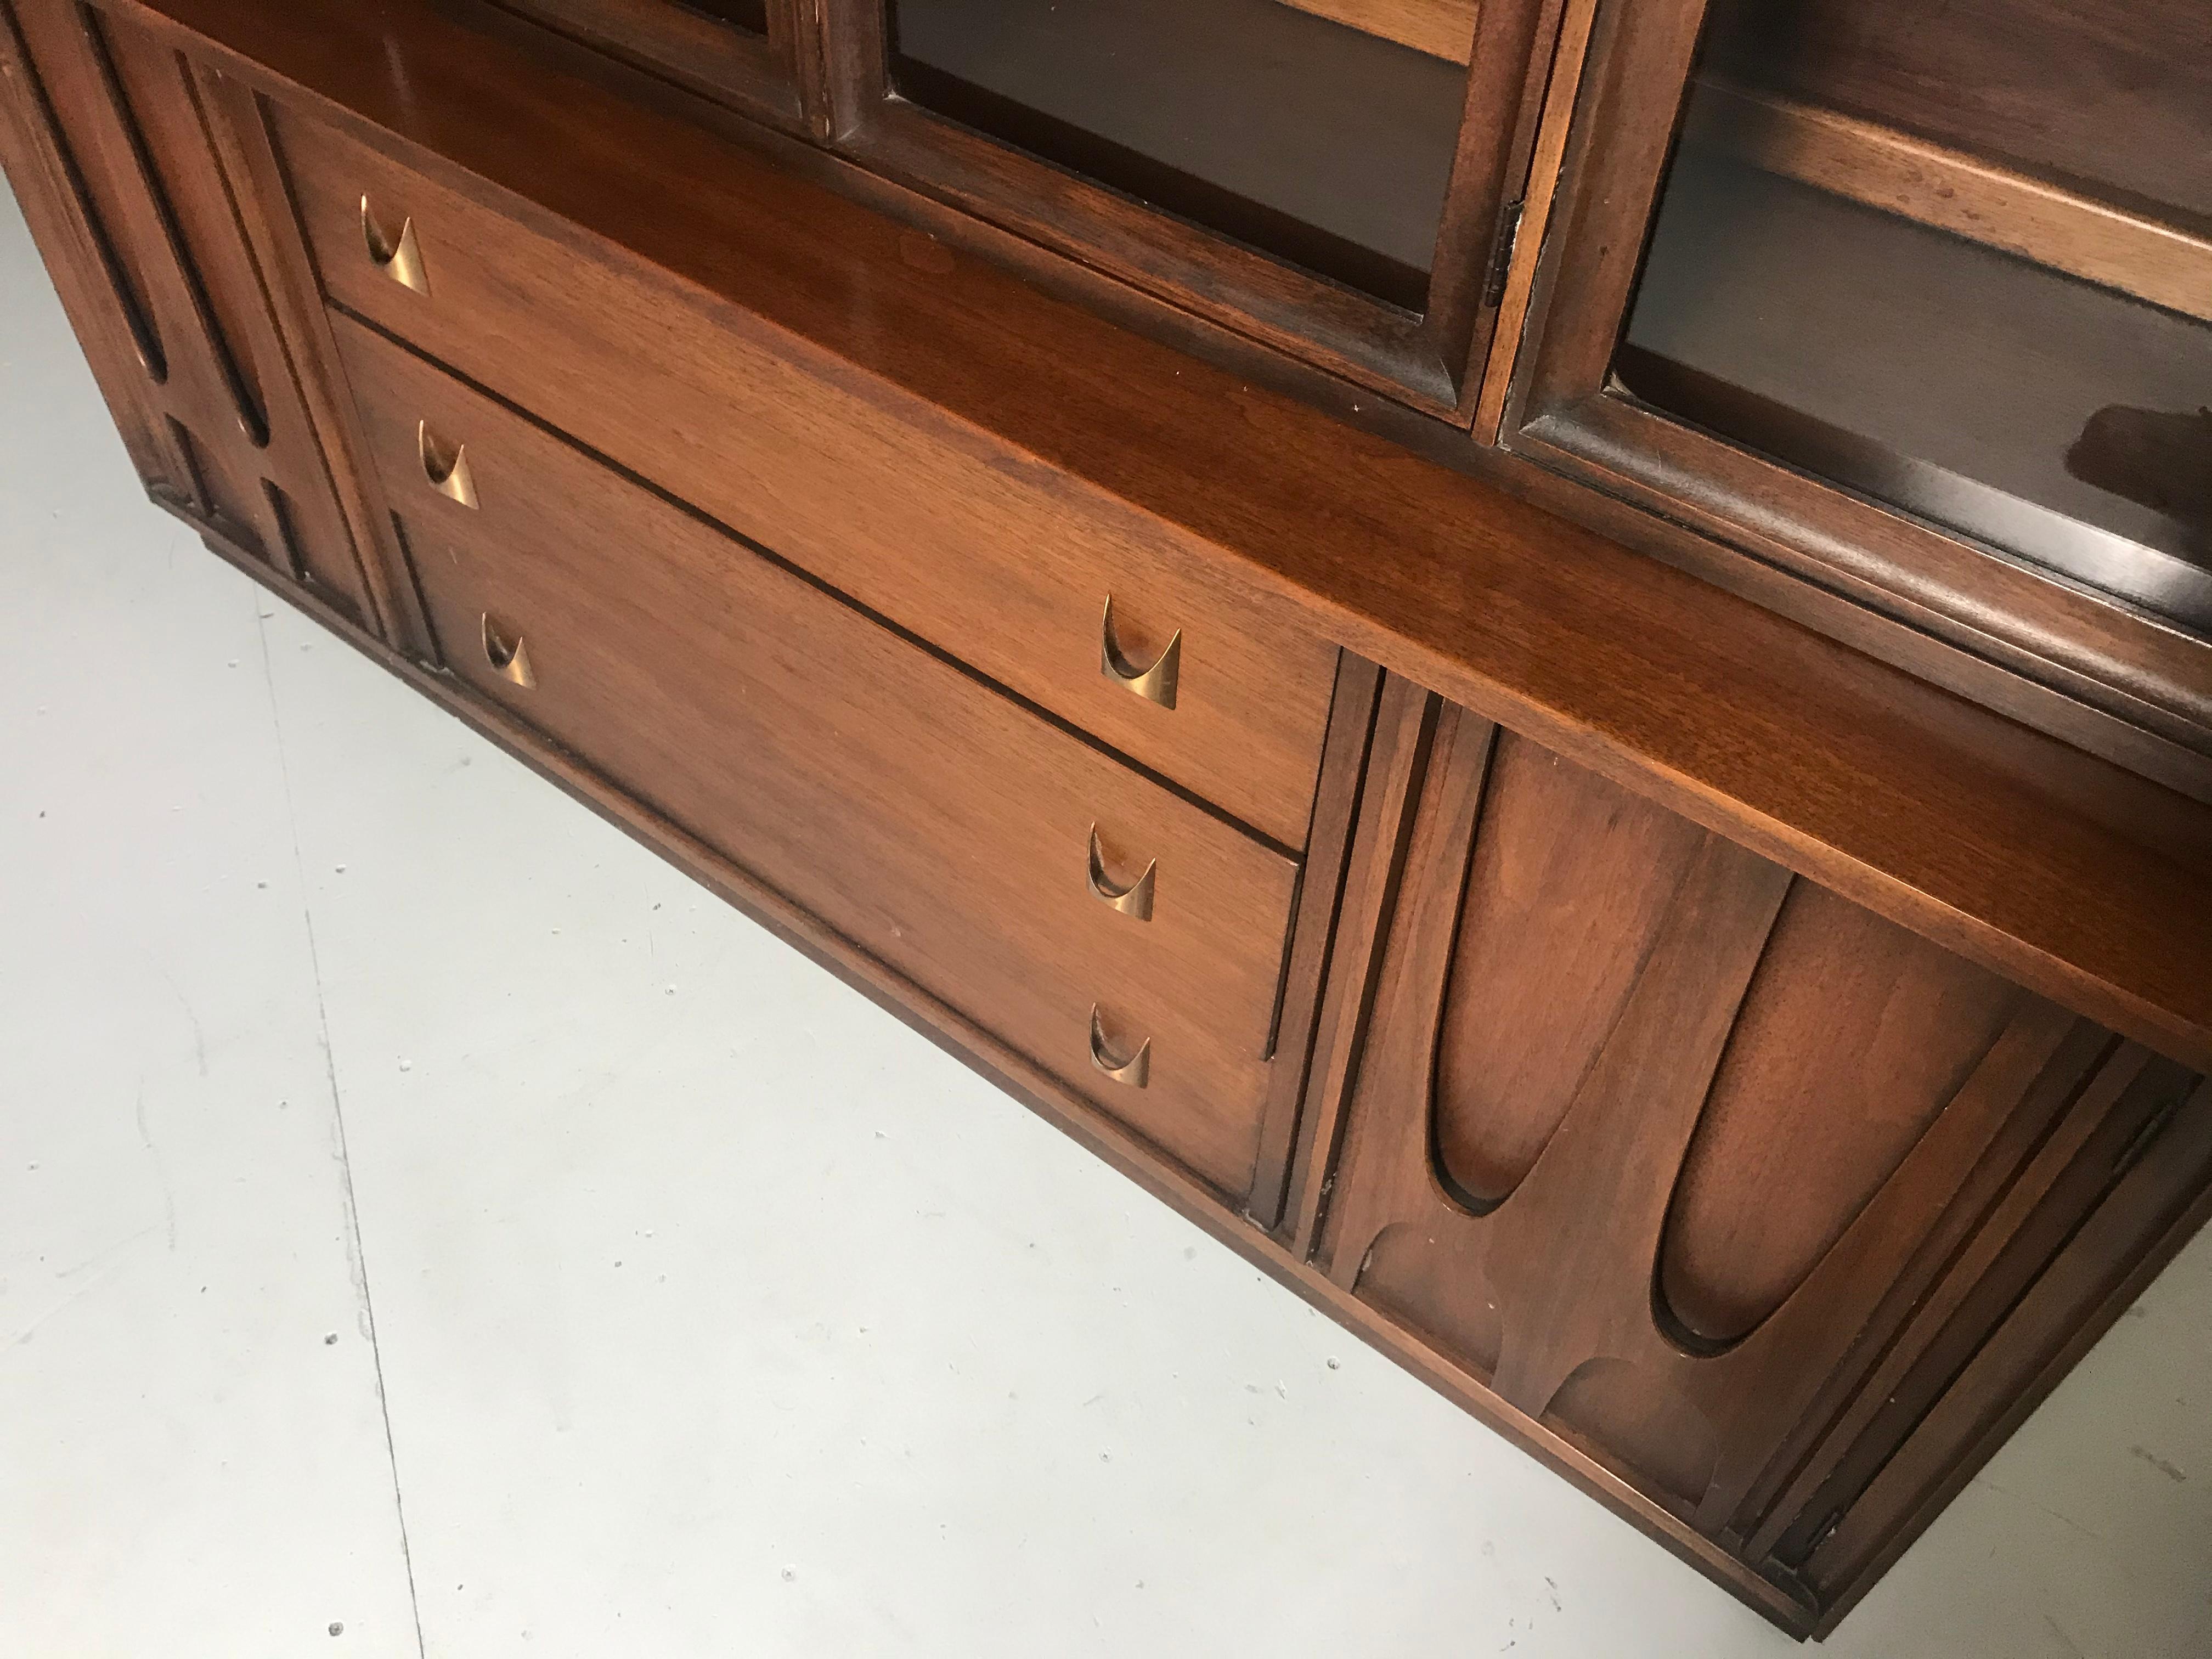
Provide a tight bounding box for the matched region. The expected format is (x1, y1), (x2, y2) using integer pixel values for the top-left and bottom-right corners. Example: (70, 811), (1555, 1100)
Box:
(3, 0), (2207, 1635)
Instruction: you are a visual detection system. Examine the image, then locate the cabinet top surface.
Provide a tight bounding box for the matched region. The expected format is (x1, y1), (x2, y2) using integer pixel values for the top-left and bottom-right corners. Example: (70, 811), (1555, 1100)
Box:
(87, 0), (2212, 1067)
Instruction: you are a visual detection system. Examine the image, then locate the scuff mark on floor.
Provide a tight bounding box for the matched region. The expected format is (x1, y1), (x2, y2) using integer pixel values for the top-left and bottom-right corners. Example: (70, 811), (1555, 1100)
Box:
(160, 968), (210, 1077)
(2130, 1445), (2188, 1482)
(134, 1081), (178, 1250)
(7, 1265), (121, 1351)
(54, 1222), (161, 1279)
(1974, 1475), (2109, 1542)
(2043, 1612), (2086, 1658)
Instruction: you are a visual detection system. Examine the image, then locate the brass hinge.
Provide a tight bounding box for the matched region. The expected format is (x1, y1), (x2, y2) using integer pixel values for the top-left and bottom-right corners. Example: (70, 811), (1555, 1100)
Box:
(2113, 1087), (2187, 1177)
(1482, 199), (1525, 309)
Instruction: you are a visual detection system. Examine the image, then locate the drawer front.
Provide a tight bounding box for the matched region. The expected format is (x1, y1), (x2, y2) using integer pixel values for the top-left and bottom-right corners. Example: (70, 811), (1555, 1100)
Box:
(335, 313), (1301, 1199)
(277, 108), (1338, 849)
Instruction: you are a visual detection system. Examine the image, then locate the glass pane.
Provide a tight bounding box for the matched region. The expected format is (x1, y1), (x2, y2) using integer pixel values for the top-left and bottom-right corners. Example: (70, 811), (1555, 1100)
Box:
(885, 0), (1475, 312)
(1617, 0), (2212, 631)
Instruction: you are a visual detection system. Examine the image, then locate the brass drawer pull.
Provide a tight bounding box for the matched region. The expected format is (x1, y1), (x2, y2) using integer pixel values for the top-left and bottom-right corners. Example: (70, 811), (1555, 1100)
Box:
(1086, 824), (1156, 921)
(481, 613), (535, 688)
(418, 421), (478, 509)
(1100, 595), (1180, 709)
(1088, 1005), (1150, 1088)
(361, 196), (429, 295)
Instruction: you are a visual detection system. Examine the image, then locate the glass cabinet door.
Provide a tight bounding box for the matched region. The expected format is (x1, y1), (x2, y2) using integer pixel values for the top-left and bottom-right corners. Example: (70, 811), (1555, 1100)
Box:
(884, 0), (1476, 312)
(488, 0), (798, 130)
(1615, 0), (2212, 630)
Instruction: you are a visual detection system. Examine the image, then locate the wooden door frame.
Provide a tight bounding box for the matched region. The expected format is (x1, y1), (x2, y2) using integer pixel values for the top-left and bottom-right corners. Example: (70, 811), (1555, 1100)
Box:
(478, 0), (821, 137)
(1482, 0), (2212, 791)
(814, 0), (1566, 419)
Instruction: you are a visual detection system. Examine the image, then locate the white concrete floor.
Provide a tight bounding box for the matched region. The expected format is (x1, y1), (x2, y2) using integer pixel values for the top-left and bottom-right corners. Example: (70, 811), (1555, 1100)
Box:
(2, 180), (2208, 1659)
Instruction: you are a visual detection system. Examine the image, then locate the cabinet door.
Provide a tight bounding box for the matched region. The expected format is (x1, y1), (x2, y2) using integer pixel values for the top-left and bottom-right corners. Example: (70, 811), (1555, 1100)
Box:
(1, 0), (379, 625)
(1316, 693), (2212, 1625)
(1494, 0), (2212, 795)
(471, 0), (815, 134)
(822, 0), (1562, 415)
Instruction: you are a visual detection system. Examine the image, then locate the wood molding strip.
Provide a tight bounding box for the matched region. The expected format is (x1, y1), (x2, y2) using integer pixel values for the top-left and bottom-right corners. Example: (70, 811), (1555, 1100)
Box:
(1280, 676), (1441, 1254)
(1471, 0), (1599, 440)
(189, 66), (419, 645)
(1273, 0), (1477, 64)
(1684, 80), (2212, 326)
(1248, 650), (1384, 1231)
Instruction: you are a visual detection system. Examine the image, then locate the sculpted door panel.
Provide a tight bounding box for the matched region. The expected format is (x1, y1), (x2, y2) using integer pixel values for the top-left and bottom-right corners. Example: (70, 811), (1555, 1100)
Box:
(1318, 690), (2209, 1618)
(1659, 883), (2028, 1345)
(3, 0), (375, 621)
(1432, 732), (1707, 1207)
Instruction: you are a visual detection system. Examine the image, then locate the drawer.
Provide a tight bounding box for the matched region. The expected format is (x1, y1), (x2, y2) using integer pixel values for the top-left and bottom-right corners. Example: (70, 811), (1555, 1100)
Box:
(276, 108), (1338, 849)
(334, 312), (1302, 1199)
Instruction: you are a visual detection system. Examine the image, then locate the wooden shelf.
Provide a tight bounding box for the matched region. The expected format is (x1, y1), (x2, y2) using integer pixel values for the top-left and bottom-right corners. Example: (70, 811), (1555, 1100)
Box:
(1680, 78), (2212, 326)
(1273, 0), (1476, 64)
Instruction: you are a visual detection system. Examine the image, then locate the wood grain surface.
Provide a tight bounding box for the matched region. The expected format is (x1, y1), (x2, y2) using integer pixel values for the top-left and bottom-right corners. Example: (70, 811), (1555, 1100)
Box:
(335, 308), (1305, 1201)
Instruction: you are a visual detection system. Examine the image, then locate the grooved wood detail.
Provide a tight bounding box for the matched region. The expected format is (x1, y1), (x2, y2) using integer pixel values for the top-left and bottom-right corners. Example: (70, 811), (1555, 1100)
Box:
(1322, 696), (2204, 1585)
(15, 0), (2212, 1634)
(5, 0), (372, 619)
(1432, 731), (1707, 1208)
(1660, 883), (2027, 1345)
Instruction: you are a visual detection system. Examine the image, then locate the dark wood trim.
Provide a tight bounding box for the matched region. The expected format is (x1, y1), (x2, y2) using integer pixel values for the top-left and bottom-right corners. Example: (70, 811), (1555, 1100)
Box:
(190, 67), (421, 648)
(815, 0), (1561, 419)
(0, 0), (179, 487)
(1498, 0), (2212, 775)
(1807, 1076), (2212, 1634)
(1277, 674), (1435, 1254)
(1247, 650), (1381, 1231)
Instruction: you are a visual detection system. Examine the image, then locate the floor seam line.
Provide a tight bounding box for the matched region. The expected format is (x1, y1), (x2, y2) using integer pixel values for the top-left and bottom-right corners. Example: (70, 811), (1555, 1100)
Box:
(256, 606), (430, 1659)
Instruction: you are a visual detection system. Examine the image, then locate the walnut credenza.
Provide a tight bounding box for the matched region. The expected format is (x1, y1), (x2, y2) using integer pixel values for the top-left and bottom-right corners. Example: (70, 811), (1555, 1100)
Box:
(4, 0), (2208, 1637)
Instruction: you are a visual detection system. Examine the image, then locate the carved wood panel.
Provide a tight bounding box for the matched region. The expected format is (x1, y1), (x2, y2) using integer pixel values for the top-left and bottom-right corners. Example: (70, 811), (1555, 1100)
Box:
(2, 0), (374, 623)
(1318, 696), (2210, 1612)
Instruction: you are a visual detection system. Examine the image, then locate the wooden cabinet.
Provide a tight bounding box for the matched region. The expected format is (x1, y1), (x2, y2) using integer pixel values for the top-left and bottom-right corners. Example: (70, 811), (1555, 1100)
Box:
(5, 0), (2210, 1638)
